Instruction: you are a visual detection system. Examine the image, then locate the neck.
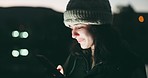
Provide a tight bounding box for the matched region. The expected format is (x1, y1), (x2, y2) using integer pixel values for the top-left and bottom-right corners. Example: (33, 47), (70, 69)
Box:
(91, 45), (95, 57)
(91, 45), (95, 56)
(91, 45), (95, 68)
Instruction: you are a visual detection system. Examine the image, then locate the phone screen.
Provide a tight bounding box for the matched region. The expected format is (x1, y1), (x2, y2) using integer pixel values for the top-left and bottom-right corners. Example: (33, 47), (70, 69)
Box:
(36, 55), (65, 78)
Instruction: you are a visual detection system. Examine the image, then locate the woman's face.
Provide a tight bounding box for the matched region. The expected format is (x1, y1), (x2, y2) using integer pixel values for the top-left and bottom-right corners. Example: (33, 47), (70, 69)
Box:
(70, 24), (94, 49)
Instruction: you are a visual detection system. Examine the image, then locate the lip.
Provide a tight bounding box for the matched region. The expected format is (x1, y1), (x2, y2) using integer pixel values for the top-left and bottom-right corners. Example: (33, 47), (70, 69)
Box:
(77, 38), (84, 43)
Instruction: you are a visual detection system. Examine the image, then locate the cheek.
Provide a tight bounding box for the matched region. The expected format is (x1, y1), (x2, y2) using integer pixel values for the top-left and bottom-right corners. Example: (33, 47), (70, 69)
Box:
(85, 32), (94, 41)
(85, 34), (94, 45)
(81, 36), (94, 49)
(88, 36), (94, 45)
(79, 31), (94, 49)
(80, 29), (94, 43)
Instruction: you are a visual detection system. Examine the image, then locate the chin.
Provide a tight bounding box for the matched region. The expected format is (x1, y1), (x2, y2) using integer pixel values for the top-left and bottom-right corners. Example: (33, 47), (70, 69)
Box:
(80, 45), (89, 49)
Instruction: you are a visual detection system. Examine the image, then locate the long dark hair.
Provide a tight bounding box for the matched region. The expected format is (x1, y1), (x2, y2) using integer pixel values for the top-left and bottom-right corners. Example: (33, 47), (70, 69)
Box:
(90, 24), (123, 64)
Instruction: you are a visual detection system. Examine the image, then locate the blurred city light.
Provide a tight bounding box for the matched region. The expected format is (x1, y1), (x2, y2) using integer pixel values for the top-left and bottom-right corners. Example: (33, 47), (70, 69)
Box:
(12, 30), (19, 37)
(20, 31), (29, 38)
(12, 50), (19, 57)
(138, 15), (145, 23)
(20, 49), (29, 56)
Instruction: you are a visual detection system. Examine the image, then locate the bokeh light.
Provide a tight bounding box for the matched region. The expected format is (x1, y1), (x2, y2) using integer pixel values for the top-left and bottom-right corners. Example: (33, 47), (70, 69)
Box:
(20, 31), (29, 38)
(20, 49), (29, 56)
(12, 50), (19, 57)
(138, 15), (144, 23)
(12, 30), (19, 37)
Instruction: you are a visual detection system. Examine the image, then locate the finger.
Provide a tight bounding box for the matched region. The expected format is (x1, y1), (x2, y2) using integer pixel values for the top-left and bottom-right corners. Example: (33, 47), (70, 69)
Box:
(57, 65), (64, 74)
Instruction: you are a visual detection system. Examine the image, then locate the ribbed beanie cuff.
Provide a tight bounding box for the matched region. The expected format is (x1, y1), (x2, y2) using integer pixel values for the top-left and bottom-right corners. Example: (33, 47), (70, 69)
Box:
(64, 10), (113, 27)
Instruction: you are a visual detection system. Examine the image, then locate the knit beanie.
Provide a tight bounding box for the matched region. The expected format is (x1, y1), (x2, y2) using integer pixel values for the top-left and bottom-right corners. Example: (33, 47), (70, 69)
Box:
(64, 0), (113, 27)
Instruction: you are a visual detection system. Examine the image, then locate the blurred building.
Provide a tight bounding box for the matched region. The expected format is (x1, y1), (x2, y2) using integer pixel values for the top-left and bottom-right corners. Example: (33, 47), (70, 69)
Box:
(0, 7), (71, 78)
(113, 5), (148, 63)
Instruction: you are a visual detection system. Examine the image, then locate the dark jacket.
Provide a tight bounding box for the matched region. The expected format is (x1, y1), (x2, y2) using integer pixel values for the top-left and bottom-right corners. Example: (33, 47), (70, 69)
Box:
(63, 51), (146, 78)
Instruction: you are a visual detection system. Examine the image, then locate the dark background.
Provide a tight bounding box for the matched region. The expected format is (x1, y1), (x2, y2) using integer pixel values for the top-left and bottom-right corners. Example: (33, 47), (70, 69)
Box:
(0, 6), (147, 78)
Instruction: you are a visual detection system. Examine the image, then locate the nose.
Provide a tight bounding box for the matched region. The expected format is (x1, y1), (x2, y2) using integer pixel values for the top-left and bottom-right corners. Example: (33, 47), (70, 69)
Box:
(72, 29), (79, 38)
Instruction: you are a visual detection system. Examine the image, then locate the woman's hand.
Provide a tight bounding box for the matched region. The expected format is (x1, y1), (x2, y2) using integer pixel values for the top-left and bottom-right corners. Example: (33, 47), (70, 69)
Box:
(57, 65), (64, 74)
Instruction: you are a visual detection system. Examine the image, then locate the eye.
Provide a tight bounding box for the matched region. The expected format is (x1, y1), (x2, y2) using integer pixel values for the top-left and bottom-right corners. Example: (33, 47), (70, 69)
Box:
(68, 25), (72, 29)
(77, 26), (85, 29)
(77, 27), (82, 29)
(68, 26), (74, 30)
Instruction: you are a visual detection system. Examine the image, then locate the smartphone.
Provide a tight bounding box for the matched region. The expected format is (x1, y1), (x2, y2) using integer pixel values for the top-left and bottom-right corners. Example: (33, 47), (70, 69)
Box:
(35, 55), (65, 78)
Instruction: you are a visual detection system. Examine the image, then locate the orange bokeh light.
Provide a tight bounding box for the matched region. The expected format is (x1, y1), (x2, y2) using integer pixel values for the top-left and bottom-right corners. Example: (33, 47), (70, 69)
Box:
(138, 16), (144, 23)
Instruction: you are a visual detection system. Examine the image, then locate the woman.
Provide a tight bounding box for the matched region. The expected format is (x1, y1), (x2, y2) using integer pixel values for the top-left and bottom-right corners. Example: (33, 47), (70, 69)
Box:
(57, 24), (144, 78)
(57, 0), (146, 78)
